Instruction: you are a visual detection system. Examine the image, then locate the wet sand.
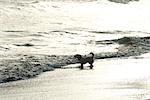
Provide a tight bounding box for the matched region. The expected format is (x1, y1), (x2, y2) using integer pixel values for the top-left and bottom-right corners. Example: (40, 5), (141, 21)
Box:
(1, 57), (150, 100)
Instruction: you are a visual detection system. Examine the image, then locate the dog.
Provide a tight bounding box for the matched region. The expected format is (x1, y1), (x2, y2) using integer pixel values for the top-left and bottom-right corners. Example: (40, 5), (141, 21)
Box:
(74, 52), (94, 69)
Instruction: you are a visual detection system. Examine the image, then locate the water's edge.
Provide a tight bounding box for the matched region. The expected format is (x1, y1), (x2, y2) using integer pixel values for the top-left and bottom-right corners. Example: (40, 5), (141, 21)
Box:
(0, 31), (150, 83)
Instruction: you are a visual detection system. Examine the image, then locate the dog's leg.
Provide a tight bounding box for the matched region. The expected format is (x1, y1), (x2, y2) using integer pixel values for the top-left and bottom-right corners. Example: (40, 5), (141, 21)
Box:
(89, 64), (93, 69)
(80, 63), (84, 69)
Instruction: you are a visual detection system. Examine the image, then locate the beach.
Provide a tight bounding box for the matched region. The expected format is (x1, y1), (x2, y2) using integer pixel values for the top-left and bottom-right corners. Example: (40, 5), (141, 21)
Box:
(1, 0), (150, 99)
(1, 57), (150, 100)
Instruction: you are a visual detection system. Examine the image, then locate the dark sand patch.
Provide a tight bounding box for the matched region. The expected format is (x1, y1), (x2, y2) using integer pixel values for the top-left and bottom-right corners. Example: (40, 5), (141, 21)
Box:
(95, 36), (150, 59)
(0, 55), (77, 83)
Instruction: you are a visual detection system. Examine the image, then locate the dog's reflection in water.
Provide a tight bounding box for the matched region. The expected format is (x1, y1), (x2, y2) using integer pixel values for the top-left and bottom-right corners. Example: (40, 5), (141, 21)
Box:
(74, 52), (94, 69)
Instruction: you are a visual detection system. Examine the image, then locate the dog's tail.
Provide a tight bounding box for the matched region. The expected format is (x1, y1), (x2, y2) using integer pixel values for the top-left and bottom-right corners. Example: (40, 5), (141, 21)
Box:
(89, 52), (94, 58)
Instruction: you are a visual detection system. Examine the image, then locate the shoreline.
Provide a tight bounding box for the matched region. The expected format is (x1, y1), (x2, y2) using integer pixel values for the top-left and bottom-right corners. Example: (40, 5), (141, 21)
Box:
(1, 34), (150, 83)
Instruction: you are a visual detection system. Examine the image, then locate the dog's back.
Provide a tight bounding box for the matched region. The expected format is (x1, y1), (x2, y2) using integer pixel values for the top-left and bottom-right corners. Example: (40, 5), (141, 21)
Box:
(74, 52), (94, 69)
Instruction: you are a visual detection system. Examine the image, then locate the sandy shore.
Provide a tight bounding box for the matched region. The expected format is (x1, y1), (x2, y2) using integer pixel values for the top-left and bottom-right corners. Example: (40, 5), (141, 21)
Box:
(0, 57), (150, 100)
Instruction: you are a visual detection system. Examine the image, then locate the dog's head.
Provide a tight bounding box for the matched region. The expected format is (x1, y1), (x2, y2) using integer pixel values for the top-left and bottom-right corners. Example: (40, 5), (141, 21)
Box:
(74, 54), (82, 60)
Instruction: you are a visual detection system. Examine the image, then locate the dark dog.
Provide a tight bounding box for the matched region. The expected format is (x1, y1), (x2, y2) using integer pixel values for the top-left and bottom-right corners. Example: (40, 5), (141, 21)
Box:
(74, 52), (94, 69)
